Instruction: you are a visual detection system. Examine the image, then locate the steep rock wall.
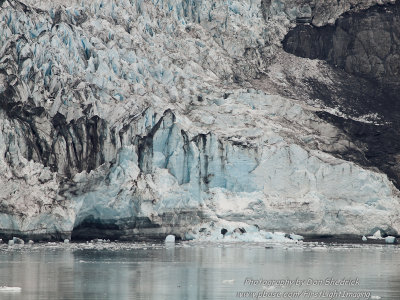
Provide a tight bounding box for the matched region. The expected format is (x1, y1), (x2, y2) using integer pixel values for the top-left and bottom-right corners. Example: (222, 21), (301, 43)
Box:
(282, 1), (400, 191)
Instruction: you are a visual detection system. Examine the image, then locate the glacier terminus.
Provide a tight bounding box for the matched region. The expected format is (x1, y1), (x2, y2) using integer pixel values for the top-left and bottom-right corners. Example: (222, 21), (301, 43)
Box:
(0, 0), (400, 242)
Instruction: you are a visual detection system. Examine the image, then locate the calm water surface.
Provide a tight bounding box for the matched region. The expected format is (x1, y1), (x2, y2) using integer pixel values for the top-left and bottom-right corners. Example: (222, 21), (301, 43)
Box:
(0, 242), (399, 299)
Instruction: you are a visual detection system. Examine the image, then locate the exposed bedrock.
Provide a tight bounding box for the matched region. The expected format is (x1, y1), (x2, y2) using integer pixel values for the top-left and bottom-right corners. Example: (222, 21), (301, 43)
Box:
(283, 2), (400, 92)
(282, 2), (400, 190)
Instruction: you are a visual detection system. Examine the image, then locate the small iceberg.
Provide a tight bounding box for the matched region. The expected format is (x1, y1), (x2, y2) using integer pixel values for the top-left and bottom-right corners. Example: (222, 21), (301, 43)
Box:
(13, 237), (24, 245)
(368, 230), (383, 240)
(289, 233), (304, 241)
(183, 221), (305, 243)
(165, 235), (175, 243)
(0, 286), (22, 292)
(362, 236), (367, 242)
(184, 231), (196, 240)
(385, 236), (396, 244)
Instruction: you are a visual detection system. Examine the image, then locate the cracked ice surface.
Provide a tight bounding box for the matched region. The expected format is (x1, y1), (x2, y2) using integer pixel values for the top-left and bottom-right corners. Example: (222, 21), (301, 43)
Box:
(0, 0), (399, 240)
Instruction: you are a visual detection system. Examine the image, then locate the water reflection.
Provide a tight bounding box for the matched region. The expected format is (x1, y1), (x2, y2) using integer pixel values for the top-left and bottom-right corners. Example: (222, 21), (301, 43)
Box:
(0, 244), (399, 299)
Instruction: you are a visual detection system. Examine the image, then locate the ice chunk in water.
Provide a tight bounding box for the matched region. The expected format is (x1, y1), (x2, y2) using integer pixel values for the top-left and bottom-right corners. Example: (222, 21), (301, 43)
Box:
(289, 234), (304, 241)
(362, 236), (367, 242)
(368, 230), (383, 240)
(13, 237), (24, 245)
(385, 236), (396, 244)
(165, 235), (175, 243)
(0, 287), (22, 292)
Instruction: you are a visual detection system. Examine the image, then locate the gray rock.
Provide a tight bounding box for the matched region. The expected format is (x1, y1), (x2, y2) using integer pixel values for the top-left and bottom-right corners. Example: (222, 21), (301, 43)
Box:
(284, 3), (400, 88)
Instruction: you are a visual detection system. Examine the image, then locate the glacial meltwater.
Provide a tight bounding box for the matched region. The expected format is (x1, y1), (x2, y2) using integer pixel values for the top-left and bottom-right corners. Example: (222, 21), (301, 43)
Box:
(0, 242), (399, 300)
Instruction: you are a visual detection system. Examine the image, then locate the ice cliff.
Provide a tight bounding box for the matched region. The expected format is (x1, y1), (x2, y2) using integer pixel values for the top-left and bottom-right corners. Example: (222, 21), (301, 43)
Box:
(0, 0), (399, 241)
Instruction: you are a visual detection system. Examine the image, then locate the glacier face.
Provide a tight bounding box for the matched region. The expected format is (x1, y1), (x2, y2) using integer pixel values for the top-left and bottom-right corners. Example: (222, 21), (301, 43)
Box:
(0, 0), (399, 241)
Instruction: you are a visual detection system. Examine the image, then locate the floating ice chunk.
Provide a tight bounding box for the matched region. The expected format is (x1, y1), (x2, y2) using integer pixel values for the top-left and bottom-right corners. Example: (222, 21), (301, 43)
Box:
(368, 230), (383, 240)
(188, 221), (299, 243)
(64, 239), (70, 244)
(28, 240), (34, 244)
(362, 236), (367, 242)
(8, 240), (14, 246)
(0, 239), (2, 244)
(184, 231), (196, 241)
(0, 287), (21, 292)
(385, 236), (396, 244)
(13, 237), (24, 245)
(265, 232), (288, 242)
(165, 235), (175, 243)
(246, 225), (260, 233)
(265, 232), (274, 239)
(274, 232), (286, 237)
(371, 296), (381, 299)
(289, 234), (304, 241)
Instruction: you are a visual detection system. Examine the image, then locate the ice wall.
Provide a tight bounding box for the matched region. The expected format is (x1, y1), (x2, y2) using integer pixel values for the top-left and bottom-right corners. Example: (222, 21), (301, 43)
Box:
(0, 0), (399, 240)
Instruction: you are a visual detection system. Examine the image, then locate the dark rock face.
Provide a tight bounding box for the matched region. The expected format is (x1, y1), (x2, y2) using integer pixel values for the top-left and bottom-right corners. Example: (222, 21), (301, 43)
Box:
(283, 2), (400, 89)
(316, 111), (400, 187)
(282, 2), (400, 188)
(282, 2), (400, 121)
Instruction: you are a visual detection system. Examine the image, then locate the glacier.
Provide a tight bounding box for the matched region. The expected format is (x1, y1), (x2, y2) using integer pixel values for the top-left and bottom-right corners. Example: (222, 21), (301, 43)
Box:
(0, 0), (400, 241)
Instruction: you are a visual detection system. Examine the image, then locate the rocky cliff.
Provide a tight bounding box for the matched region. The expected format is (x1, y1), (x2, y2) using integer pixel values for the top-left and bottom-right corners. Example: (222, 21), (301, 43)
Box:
(0, 0), (399, 241)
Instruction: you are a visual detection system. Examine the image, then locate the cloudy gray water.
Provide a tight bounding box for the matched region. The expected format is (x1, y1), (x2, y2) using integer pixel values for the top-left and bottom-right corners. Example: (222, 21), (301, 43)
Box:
(0, 242), (399, 299)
